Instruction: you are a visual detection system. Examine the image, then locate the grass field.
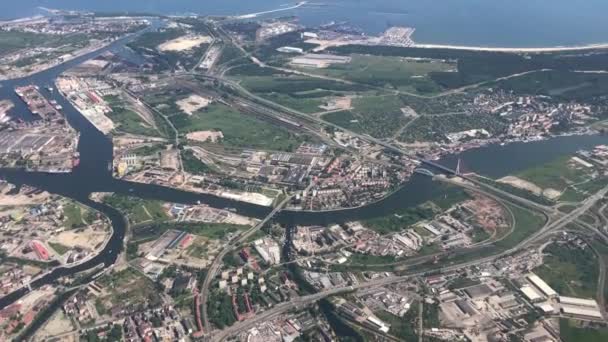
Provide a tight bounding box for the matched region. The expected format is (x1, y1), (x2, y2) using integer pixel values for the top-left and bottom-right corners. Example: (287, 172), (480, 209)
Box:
(533, 243), (599, 298)
(375, 308), (419, 341)
(103, 195), (168, 225)
(182, 150), (215, 175)
(293, 54), (454, 94)
(169, 103), (305, 151)
(363, 203), (437, 235)
(48, 242), (70, 255)
(348, 253), (397, 265)
(494, 204), (545, 249)
(517, 156), (592, 192)
(322, 95), (411, 138)
(560, 319), (608, 342)
(494, 70), (608, 102)
(96, 268), (162, 312)
(133, 221), (249, 241)
(262, 92), (326, 114)
(0, 31), (89, 56)
(104, 95), (162, 137)
(62, 203), (86, 229)
(362, 185), (470, 235)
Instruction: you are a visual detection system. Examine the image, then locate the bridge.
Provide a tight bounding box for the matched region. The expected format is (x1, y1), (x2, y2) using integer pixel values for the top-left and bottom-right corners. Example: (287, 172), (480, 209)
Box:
(420, 158), (465, 176)
(413, 168), (435, 177)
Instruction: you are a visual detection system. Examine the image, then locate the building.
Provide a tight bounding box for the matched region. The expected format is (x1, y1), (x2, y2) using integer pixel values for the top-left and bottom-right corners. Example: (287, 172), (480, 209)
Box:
(253, 238), (281, 265)
(527, 274), (557, 298)
(558, 296), (599, 308)
(561, 305), (603, 319)
(367, 316), (390, 333)
(277, 46), (304, 54)
(520, 285), (544, 302)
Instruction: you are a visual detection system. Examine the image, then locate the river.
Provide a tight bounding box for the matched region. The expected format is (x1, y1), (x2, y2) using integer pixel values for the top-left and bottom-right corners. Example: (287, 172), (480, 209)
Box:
(0, 20), (607, 310)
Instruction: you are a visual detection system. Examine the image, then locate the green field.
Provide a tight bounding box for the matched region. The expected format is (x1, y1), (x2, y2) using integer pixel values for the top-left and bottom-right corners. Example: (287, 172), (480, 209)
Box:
(494, 204), (545, 249)
(262, 92), (326, 114)
(104, 95), (163, 137)
(103, 195), (168, 225)
(96, 268), (162, 311)
(322, 110), (364, 132)
(322, 95), (412, 138)
(494, 70), (608, 102)
(560, 319), (608, 342)
(517, 156), (592, 192)
(293, 54), (454, 94)
(375, 308), (419, 341)
(48, 242), (71, 255)
(534, 243), (599, 298)
(0, 31), (89, 56)
(230, 71), (368, 115)
(348, 253), (397, 265)
(62, 202), (87, 229)
(363, 203), (437, 235)
(133, 221), (249, 241)
(169, 103), (305, 151)
(362, 186), (470, 234)
(181, 149), (215, 175)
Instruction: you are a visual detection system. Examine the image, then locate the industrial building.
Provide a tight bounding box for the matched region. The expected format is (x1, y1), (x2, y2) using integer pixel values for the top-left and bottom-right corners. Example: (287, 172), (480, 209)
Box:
(526, 273), (557, 298)
(559, 296), (603, 320)
(253, 238), (281, 265)
(520, 285), (544, 302)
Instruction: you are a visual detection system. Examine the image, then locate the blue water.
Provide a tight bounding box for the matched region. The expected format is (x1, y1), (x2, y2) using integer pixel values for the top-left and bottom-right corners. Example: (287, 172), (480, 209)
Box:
(2, 0), (608, 47)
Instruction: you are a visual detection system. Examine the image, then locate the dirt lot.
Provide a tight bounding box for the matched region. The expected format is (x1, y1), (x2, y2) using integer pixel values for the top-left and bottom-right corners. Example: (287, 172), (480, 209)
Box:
(36, 311), (75, 340)
(0, 189), (51, 206)
(319, 96), (352, 111)
(498, 176), (543, 195)
(186, 130), (224, 143)
(158, 35), (212, 52)
(176, 94), (211, 115)
(50, 227), (109, 250)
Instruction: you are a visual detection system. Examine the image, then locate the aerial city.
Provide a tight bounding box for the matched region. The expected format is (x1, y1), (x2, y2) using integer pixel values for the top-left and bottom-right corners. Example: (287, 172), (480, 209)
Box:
(0, 0), (607, 341)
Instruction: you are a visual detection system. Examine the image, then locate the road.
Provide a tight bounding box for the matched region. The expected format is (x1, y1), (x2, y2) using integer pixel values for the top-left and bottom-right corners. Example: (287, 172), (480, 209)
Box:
(212, 184), (608, 340)
(200, 195), (292, 332)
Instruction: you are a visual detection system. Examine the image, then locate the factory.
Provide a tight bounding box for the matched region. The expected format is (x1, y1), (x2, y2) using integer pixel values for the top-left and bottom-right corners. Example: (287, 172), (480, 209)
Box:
(559, 296), (603, 320)
(526, 273), (557, 298)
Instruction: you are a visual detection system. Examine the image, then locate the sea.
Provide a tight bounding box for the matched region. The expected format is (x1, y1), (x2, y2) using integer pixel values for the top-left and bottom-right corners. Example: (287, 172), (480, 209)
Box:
(1, 0), (608, 47)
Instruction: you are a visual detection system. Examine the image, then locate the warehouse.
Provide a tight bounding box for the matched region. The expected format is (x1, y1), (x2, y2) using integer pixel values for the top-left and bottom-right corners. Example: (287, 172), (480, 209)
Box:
(527, 273), (557, 298)
(559, 296), (599, 308)
(520, 285), (544, 302)
(561, 305), (603, 319)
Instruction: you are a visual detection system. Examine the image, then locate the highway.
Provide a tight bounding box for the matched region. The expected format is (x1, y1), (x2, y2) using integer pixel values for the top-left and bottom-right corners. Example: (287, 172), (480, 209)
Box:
(211, 184), (608, 340)
(176, 22), (608, 338)
(200, 195), (292, 332)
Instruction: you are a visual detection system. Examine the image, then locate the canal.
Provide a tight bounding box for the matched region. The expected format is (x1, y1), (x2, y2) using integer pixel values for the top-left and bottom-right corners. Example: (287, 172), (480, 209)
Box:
(0, 23), (607, 310)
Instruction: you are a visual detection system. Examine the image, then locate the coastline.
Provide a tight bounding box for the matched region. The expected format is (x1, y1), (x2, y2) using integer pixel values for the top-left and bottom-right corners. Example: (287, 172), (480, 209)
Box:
(410, 42), (608, 53)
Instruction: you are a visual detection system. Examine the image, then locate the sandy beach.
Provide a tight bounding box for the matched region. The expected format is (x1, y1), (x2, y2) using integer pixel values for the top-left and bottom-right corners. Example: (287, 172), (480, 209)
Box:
(411, 42), (608, 53)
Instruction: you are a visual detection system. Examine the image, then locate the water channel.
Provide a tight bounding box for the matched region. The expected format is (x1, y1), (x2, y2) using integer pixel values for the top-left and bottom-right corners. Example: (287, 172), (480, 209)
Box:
(0, 24), (607, 310)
